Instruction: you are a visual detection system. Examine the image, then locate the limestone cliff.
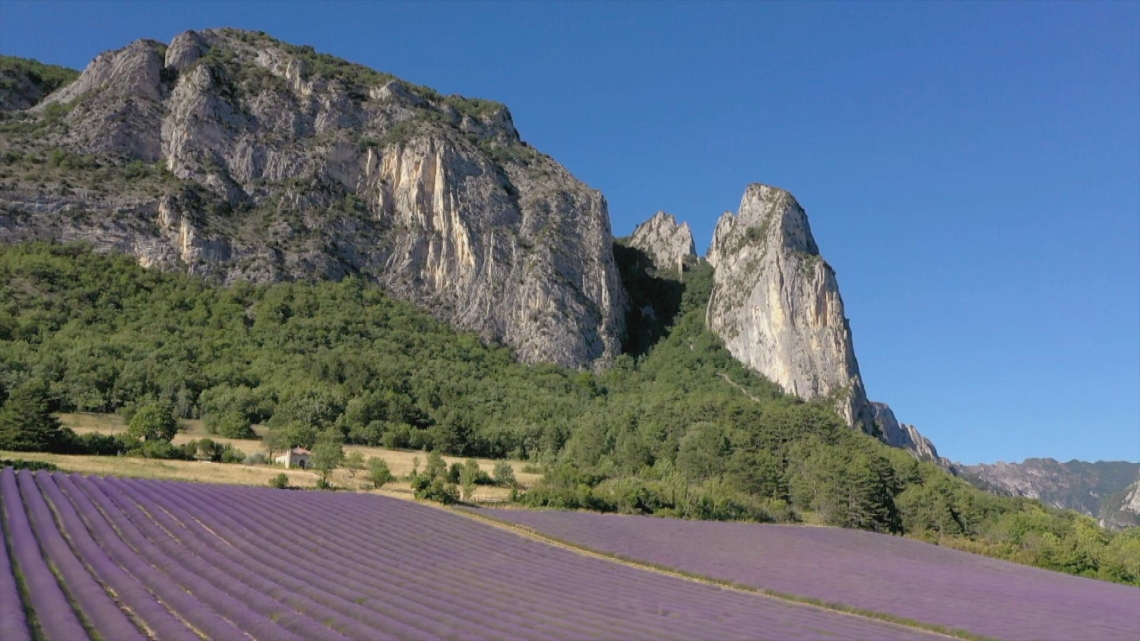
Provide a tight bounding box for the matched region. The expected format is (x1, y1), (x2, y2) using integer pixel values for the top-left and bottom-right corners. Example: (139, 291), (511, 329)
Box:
(705, 184), (873, 433)
(0, 30), (624, 368)
(870, 402), (942, 463)
(627, 211), (695, 273)
(1098, 473), (1140, 529)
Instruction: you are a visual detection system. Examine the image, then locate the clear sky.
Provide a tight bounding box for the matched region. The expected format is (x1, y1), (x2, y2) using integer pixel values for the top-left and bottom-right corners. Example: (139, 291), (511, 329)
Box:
(1, 1), (1137, 465)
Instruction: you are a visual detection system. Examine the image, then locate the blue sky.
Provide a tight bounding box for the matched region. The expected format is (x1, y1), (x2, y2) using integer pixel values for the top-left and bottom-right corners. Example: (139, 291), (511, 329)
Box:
(2, 1), (1137, 464)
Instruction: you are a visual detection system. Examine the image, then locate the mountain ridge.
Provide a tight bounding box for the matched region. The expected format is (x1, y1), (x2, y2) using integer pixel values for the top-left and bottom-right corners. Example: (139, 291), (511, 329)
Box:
(959, 458), (1140, 529)
(0, 29), (625, 369)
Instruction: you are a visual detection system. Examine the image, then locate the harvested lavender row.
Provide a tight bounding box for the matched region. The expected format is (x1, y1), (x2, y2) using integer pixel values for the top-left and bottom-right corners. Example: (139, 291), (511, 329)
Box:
(0, 470), (948, 640)
(480, 508), (1140, 641)
(0, 471), (30, 641)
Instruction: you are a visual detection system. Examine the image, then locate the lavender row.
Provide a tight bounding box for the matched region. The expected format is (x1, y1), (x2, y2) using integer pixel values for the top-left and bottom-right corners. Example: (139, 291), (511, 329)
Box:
(50, 473), (250, 640)
(0, 468), (88, 640)
(163, 479), (678, 640)
(31, 473), (202, 641)
(79, 475), (326, 641)
(159, 478), (677, 640)
(14, 471), (145, 640)
(95, 476), (361, 641)
(105, 476), (445, 641)
(4, 470), (946, 641)
(0, 470), (30, 641)
(60, 473), (305, 641)
(481, 508), (1140, 641)
(182, 480), (831, 640)
(139, 476), (940, 640)
(141, 479), (554, 640)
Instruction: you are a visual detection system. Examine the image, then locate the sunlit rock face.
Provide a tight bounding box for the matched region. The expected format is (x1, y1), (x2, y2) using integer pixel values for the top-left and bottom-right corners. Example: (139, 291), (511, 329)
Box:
(2, 28), (625, 368)
(706, 184), (873, 433)
(870, 402), (941, 463)
(628, 211), (695, 272)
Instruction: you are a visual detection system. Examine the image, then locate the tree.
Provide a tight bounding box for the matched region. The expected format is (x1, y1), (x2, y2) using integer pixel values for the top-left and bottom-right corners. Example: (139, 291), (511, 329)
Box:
(310, 430), (345, 485)
(196, 438), (222, 462)
(412, 451), (459, 503)
(675, 422), (730, 482)
(425, 451), (447, 480)
(493, 460), (516, 487)
(206, 410), (255, 439)
(127, 402), (178, 442)
(263, 426), (292, 462)
(344, 451), (365, 478)
(0, 380), (68, 452)
(367, 457), (393, 489)
(460, 458), (482, 501)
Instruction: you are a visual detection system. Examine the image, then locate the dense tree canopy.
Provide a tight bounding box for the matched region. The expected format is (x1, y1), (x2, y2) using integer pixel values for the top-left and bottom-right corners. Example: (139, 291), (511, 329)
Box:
(0, 242), (1136, 585)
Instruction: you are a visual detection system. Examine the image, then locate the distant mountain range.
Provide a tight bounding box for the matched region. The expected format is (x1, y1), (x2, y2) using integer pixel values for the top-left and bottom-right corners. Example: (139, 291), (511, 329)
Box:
(959, 459), (1140, 529)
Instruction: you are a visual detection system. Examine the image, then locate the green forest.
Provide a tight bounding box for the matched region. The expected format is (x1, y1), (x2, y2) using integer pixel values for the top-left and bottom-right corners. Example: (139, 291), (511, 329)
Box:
(0, 242), (1137, 586)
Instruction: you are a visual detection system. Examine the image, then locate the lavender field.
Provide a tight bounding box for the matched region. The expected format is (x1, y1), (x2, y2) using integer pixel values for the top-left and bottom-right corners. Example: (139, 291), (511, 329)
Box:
(0, 468), (946, 641)
(481, 508), (1140, 641)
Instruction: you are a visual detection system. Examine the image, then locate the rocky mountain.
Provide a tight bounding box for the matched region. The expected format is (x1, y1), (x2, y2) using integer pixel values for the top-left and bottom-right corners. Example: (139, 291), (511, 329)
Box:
(1098, 473), (1140, 530)
(705, 184), (874, 433)
(627, 211), (695, 275)
(0, 30), (625, 369)
(870, 402), (942, 463)
(0, 57), (78, 112)
(1, 30), (948, 460)
(960, 459), (1140, 528)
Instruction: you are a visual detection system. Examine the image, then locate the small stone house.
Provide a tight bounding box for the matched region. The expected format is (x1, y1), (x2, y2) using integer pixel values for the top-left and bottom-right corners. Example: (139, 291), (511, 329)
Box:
(275, 447), (312, 469)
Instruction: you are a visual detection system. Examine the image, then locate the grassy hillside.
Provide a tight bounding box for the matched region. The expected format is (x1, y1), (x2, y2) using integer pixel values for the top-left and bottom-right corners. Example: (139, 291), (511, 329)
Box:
(0, 242), (1137, 585)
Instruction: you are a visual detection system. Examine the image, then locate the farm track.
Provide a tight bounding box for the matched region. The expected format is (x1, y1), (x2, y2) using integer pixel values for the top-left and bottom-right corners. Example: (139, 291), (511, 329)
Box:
(0, 468), (950, 640)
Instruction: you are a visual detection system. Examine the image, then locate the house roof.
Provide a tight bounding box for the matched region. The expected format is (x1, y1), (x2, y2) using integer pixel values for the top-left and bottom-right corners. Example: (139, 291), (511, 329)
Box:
(290, 447), (312, 456)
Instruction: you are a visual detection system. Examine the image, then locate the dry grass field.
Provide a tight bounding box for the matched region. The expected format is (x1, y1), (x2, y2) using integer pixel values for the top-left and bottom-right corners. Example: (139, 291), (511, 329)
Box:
(4, 413), (542, 500)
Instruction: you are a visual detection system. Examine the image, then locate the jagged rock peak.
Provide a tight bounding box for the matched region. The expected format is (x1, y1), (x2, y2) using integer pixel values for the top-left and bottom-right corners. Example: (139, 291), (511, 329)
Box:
(0, 29), (625, 369)
(705, 183), (874, 433)
(870, 402), (942, 463)
(627, 211), (695, 272)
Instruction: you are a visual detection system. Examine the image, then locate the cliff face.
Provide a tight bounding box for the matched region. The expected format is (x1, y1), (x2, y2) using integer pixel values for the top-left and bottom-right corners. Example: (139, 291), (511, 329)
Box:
(960, 459), (1140, 528)
(627, 211), (695, 273)
(705, 184), (873, 433)
(870, 402), (942, 463)
(0, 30), (624, 368)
